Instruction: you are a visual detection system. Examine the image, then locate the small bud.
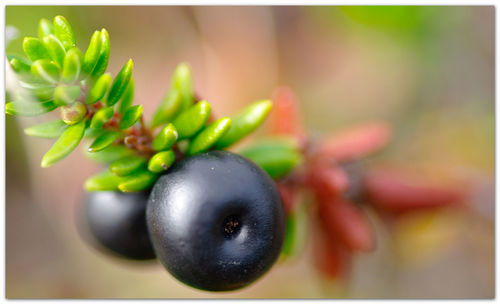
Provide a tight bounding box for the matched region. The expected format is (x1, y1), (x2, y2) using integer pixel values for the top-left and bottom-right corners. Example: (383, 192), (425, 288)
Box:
(61, 102), (87, 125)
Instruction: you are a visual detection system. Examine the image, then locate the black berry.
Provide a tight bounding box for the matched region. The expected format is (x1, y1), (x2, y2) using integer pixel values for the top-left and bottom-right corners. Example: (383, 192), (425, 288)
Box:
(84, 191), (156, 260)
(146, 150), (286, 291)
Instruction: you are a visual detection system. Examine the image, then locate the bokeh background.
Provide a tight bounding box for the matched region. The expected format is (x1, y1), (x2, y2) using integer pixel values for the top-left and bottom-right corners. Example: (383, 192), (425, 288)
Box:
(5, 6), (494, 298)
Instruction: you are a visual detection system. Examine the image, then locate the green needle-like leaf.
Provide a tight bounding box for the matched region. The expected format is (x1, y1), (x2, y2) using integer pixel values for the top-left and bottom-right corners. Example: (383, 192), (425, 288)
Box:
(171, 62), (194, 111)
(172, 100), (211, 139)
(41, 119), (86, 168)
(119, 105), (143, 129)
(215, 99), (273, 149)
(151, 88), (182, 128)
(281, 212), (297, 258)
(152, 123), (178, 151)
(118, 169), (158, 192)
(107, 59), (133, 106)
(86, 73), (111, 104)
(118, 77), (134, 114)
(239, 137), (302, 179)
(9, 58), (31, 73)
(62, 47), (82, 83)
(110, 155), (147, 177)
(38, 18), (54, 39)
(88, 131), (121, 152)
(24, 119), (67, 138)
(84, 127), (105, 139)
(89, 29), (110, 80)
(90, 106), (114, 129)
(187, 117), (232, 156)
(148, 150), (175, 173)
(31, 59), (60, 84)
(42, 35), (66, 68)
(281, 201), (308, 259)
(54, 85), (81, 106)
(23, 37), (50, 62)
(84, 145), (135, 163)
(30, 86), (55, 101)
(6, 100), (57, 117)
(53, 15), (75, 51)
(84, 168), (124, 191)
(82, 30), (102, 76)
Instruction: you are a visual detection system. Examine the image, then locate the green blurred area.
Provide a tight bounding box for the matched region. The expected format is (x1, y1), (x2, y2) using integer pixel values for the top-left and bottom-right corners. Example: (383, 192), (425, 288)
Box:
(5, 6), (494, 298)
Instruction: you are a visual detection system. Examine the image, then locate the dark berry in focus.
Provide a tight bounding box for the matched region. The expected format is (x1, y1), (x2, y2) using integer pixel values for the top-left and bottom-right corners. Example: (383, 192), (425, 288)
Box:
(146, 150), (286, 291)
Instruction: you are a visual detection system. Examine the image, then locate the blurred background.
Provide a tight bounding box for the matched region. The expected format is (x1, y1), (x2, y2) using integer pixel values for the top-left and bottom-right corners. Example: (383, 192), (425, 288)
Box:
(5, 6), (494, 298)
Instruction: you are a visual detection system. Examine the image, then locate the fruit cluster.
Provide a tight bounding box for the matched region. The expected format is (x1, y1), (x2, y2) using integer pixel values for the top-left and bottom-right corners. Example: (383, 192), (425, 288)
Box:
(6, 16), (292, 292)
(6, 15), (467, 294)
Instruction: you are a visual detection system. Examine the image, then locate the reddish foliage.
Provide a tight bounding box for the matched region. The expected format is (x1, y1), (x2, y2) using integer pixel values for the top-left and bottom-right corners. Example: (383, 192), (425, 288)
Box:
(271, 87), (307, 144)
(317, 197), (376, 253)
(363, 168), (466, 215)
(314, 232), (352, 280)
(317, 121), (392, 162)
(267, 86), (466, 281)
(277, 183), (297, 214)
(305, 161), (349, 199)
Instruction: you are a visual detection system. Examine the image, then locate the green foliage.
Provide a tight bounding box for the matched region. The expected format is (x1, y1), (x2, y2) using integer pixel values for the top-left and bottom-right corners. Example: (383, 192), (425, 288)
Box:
(239, 137), (302, 179)
(38, 18), (54, 39)
(110, 155), (147, 177)
(24, 119), (66, 138)
(86, 73), (111, 104)
(152, 123), (178, 151)
(23, 37), (50, 62)
(53, 15), (75, 51)
(90, 106), (114, 129)
(119, 105), (142, 129)
(89, 29), (110, 80)
(42, 35), (66, 68)
(31, 59), (60, 84)
(84, 168), (124, 191)
(88, 131), (120, 152)
(41, 119), (86, 167)
(83, 145), (135, 163)
(173, 100), (211, 139)
(186, 117), (232, 156)
(148, 150), (176, 173)
(215, 99), (273, 149)
(82, 30), (102, 76)
(151, 88), (182, 128)
(107, 59), (133, 106)
(118, 169), (158, 192)
(171, 63), (194, 111)
(6, 100), (57, 116)
(9, 57), (31, 73)
(117, 78), (134, 114)
(61, 47), (82, 83)
(54, 85), (81, 106)
(7, 15), (285, 193)
(280, 201), (308, 259)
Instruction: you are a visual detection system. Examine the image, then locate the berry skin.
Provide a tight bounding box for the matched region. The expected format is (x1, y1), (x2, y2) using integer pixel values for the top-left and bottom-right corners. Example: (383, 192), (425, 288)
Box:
(146, 150), (286, 291)
(85, 191), (156, 260)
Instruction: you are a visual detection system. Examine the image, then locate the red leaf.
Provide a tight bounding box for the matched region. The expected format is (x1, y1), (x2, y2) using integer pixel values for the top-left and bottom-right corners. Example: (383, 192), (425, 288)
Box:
(314, 233), (351, 280)
(317, 197), (377, 252)
(316, 121), (392, 162)
(277, 183), (297, 214)
(363, 168), (466, 214)
(306, 161), (349, 199)
(271, 86), (306, 142)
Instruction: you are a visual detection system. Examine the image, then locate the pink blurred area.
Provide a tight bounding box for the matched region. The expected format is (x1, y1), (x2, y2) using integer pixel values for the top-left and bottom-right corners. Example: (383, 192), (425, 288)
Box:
(5, 6), (494, 298)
